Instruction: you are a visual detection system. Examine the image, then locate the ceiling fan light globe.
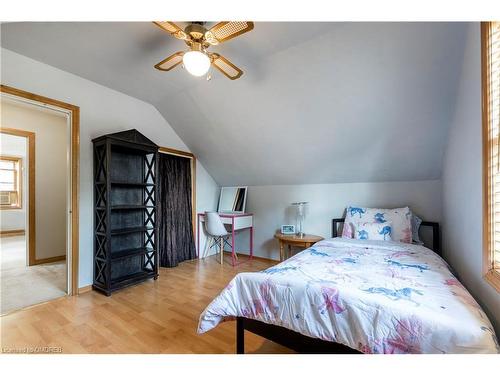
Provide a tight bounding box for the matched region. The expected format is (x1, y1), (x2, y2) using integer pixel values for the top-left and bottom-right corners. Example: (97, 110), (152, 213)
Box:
(182, 51), (211, 77)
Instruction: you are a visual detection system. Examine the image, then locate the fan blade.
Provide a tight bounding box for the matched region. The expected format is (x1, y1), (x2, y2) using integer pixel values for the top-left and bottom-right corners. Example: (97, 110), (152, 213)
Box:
(210, 53), (243, 80)
(205, 21), (254, 45)
(154, 51), (184, 71)
(153, 21), (188, 40)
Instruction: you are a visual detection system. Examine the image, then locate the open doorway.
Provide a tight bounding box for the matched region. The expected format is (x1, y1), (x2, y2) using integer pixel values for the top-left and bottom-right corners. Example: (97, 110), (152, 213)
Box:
(0, 85), (80, 314)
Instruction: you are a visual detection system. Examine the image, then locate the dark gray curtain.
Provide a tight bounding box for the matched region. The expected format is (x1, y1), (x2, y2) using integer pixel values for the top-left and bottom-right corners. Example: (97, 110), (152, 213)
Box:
(158, 153), (196, 267)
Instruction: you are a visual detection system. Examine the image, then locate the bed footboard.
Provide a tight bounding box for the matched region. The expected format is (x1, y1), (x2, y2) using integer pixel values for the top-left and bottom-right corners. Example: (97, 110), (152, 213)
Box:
(236, 317), (360, 354)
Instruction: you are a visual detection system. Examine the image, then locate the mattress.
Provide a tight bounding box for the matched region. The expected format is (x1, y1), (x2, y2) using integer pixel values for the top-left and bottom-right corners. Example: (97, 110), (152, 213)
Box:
(198, 238), (499, 354)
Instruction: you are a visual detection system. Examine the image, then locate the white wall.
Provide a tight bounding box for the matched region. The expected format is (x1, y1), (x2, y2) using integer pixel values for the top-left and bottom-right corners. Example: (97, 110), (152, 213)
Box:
(1, 99), (68, 260)
(0, 133), (26, 231)
(195, 163), (219, 216)
(195, 164), (220, 255)
(442, 23), (500, 334)
(232, 180), (442, 260)
(1, 48), (219, 288)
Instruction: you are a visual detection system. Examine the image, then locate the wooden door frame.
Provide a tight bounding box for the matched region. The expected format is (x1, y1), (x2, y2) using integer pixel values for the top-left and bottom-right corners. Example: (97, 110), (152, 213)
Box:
(0, 84), (80, 296)
(0, 128), (35, 265)
(158, 147), (197, 237)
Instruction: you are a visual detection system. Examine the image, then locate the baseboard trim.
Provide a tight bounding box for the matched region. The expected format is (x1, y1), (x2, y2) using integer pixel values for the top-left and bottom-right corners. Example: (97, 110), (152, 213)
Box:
(78, 285), (92, 294)
(0, 229), (25, 238)
(33, 255), (66, 265)
(220, 250), (278, 263)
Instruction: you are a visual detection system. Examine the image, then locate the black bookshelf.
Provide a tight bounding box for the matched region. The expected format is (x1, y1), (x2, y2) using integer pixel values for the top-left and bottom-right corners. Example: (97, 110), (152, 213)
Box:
(92, 129), (159, 296)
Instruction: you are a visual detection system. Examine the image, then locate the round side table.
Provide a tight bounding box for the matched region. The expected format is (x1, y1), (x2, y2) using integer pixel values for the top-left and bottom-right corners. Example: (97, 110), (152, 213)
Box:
(274, 233), (324, 261)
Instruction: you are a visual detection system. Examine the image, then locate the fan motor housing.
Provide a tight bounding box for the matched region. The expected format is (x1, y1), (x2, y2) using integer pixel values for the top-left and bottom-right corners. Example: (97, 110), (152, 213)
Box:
(185, 24), (207, 40)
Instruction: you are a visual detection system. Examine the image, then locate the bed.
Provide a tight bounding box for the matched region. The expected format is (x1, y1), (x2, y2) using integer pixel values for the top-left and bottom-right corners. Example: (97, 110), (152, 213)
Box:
(198, 219), (499, 354)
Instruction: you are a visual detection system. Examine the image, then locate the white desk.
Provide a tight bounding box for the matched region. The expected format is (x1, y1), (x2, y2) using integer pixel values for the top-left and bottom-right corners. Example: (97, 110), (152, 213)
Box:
(197, 213), (253, 266)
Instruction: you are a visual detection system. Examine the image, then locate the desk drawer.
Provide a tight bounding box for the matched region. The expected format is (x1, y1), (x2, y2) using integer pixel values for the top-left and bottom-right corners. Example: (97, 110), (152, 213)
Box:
(233, 215), (253, 230)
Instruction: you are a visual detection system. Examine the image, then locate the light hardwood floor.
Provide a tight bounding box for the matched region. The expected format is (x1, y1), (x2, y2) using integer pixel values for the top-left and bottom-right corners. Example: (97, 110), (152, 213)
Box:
(0, 254), (293, 354)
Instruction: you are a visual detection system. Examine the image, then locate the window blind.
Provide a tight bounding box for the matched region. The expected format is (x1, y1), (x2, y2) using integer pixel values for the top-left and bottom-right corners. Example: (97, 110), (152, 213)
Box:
(485, 22), (500, 270)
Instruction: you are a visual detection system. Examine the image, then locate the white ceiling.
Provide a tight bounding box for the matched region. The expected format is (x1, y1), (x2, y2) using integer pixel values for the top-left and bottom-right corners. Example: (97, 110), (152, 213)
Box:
(1, 22), (468, 185)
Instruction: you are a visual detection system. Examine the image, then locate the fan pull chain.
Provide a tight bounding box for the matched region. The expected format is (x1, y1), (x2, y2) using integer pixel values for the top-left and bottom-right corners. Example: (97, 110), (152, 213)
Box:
(206, 65), (212, 81)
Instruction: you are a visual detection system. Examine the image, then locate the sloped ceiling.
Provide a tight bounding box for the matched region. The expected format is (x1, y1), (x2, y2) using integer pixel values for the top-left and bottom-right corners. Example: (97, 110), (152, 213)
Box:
(1, 22), (468, 185)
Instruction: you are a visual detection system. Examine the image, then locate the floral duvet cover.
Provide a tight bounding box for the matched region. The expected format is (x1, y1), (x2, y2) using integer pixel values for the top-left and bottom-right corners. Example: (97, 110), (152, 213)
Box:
(198, 238), (499, 354)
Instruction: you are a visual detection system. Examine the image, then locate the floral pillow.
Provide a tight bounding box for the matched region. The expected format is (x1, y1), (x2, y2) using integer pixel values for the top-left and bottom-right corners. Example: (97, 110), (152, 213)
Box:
(354, 222), (393, 241)
(342, 206), (412, 243)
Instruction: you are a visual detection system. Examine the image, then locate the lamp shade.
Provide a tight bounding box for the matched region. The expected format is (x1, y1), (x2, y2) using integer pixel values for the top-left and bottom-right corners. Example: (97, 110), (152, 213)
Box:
(183, 51), (211, 77)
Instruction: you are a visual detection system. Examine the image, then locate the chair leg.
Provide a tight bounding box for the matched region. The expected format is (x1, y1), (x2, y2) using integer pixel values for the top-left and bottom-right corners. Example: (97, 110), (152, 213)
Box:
(220, 237), (224, 264)
(209, 237), (218, 251)
(206, 237), (220, 261)
(203, 237), (210, 258)
(224, 236), (238, 260)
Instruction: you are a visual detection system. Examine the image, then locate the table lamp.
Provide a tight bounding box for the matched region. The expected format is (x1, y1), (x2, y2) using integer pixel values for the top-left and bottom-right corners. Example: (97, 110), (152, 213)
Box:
(292, 202), (308, 238)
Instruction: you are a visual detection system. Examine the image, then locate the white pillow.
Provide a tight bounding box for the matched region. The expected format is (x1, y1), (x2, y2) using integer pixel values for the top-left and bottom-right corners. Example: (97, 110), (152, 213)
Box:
(342, 206), (412, 243)
(354, 222), (393, 241)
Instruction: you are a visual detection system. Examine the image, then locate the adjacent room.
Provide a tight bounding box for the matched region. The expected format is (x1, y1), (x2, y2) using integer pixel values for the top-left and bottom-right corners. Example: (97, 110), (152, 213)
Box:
(0, 17), (499, 360)
(1, 98), (69, 314)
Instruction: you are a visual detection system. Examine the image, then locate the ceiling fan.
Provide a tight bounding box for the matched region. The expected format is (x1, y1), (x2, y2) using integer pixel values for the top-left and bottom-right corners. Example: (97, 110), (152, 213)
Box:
(153, 21), (254, 80)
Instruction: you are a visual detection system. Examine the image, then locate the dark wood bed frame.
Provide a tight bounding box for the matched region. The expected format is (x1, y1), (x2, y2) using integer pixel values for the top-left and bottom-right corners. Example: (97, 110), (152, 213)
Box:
(236, 218), (440, 354)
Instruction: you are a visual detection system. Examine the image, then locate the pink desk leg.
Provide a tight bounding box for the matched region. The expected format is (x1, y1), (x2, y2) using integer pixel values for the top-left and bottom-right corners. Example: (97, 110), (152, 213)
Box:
(250, 226), (253, 260)
(231, 217), (236, 267)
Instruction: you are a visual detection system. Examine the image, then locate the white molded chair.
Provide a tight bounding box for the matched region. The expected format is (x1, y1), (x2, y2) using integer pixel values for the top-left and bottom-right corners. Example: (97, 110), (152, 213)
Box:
(204, 212), (234, 264)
